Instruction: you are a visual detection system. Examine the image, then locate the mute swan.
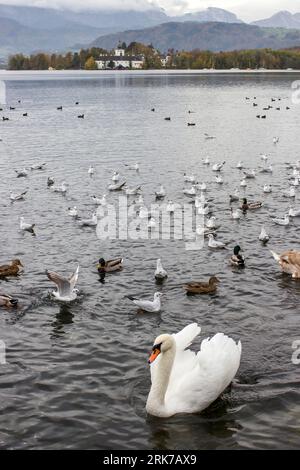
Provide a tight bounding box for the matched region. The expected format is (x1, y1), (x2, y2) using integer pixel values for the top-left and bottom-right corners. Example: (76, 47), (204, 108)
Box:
(146, 323), (241, 418)
(270, 250), (300, 278)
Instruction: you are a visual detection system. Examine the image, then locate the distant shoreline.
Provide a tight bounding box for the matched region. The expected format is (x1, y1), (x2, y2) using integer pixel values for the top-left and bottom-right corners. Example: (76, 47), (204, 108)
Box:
(1, 69), (300, 80)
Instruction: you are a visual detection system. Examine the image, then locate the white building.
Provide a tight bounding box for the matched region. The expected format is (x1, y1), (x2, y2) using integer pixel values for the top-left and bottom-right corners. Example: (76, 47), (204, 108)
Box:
(96, 44), (144, 70)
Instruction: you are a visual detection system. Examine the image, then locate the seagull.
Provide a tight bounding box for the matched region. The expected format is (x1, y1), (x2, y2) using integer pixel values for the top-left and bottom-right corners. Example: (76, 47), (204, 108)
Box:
(204, 133), (216, 140)
(231, 208), (242, 219)
(184, 173), (195, 183)
(259, 225), (270, 243)
(202, 157), (210, 165)
(148, 217), (156, 230)
(126, 186), (141, 195)
(20, 216), (35, 234)
(91, 195), (107, 206)
(68, 206), (78, 218)
(229, 189), (239, 203)
(271, 214), (290, 226)
(215, 175), (223, 184)
(79, 212), (97, 227)
(46, 266), (79, 302)
(112, 171), (120, 182)
(155, 185), (166, 199)
(273, 137), (279, 144)
(10, 191), (27, 202)
(208, 234), (226, 249)
(243, 170), (256, 179)
(289, 207), (300, 217)
(212, 162), (226, 172)
(236, 161), (243, 169)
(263, 184), (272, 193)
(197, 204), (210, 215)
(126, 292), (162, 313)
(290, 178), (299, 187)
(139, 206), (148, 219)
(15, 168), (28, 178)
(88, 165), (95, 176)
(108, 181), (126, 191)
(53, 181), (68, 194)
(283, 187), (296, 198)
(198, 182), (207, 192)
(166, 201), (175, 213)
(206, 216), (218, 229)
(260, 154), (268, 162)
(240, 179), (247, 187)
(260, 165), (273, 174)
(155, 259), (168, 281)
(183, 186), (196, 196)
(31, 163), (46, 171)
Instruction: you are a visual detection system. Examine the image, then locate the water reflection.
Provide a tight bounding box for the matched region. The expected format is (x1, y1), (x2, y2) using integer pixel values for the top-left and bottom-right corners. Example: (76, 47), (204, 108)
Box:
(51, 303), (74, 338)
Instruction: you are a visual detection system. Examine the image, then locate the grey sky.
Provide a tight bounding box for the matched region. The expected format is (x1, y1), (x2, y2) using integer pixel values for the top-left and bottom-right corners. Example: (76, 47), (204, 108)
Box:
(1, 0), (300, 21)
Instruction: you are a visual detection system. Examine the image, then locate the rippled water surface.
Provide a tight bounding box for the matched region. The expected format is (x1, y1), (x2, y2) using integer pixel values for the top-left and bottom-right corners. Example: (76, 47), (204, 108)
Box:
(0, 72), (300, 450)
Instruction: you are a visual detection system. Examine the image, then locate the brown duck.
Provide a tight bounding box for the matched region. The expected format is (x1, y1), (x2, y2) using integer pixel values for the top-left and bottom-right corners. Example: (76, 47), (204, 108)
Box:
(183, 276), (220, 295)
(0, 259), (23, 277)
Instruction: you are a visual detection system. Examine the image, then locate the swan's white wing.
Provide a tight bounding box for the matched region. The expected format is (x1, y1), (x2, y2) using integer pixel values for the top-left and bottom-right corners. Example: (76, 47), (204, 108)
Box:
(166, 333), (241, 415)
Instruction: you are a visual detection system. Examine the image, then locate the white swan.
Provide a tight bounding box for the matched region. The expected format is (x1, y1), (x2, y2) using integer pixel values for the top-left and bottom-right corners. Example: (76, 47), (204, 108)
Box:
(146, 323), (241, 418)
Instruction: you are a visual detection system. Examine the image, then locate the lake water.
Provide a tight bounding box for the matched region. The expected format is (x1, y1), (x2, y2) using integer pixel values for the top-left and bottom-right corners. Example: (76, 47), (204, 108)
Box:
(0, 71), (300, 450)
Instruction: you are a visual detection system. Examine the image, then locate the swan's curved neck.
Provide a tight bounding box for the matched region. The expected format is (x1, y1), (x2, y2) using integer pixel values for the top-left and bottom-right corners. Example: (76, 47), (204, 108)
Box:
(147, 341), (175, 416)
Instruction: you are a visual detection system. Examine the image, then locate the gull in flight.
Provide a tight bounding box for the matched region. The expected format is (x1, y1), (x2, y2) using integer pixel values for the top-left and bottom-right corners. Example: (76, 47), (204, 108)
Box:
(46, 265), (79, 302)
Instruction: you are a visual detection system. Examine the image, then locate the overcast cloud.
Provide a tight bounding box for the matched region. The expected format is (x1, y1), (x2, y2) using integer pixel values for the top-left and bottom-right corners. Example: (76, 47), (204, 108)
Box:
(1, 0), (300, 21)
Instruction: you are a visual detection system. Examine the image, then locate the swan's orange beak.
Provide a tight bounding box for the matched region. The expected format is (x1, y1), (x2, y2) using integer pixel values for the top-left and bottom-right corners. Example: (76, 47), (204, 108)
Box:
(148, 347), (161, 364)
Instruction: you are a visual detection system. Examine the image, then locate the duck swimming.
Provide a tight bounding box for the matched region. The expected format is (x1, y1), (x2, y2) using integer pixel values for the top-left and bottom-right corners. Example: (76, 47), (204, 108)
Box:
(0, 259), (23, 277)
(183, 276), (220, 295)
(241, 198), (262, 212)
(0, 294), (18, 308)
(230, 246), (245, 267)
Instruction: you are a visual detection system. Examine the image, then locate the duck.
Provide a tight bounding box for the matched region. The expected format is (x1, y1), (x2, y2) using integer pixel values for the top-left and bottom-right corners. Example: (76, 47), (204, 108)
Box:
(155, 259), (168, 281)
(208, 233), (226, 249)
(230, 245), (245, 267)
(241, 198), (262, 211)
(271, 214), (290, 226)
(97, 257), (123, 274)
(263, 184), (272, 193)
(46, 265), (79, 302)
(0, 259), (23, 277)
(20, 217), (35, 234)
(126, 292), (162, 313)
(270, 250), (300, 278)
(47, 177), (55, 187)
(183, 276), (219, 295)
(10, 191), (27, 202)
(289, 207), (300, 217)
(212, 161), (225, 172)
(155, 185), (166, 199)
(0, 294), (18, 308)
(259, 225), (270, 243)
(146, 323), (241, 418)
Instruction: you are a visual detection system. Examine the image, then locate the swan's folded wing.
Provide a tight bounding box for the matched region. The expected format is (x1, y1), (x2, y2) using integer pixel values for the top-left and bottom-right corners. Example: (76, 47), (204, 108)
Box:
(166, 333), (241, 414)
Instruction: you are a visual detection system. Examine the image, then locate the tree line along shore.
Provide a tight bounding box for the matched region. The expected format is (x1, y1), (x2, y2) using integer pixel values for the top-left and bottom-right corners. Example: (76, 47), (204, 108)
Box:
(7, 42), (300, 70)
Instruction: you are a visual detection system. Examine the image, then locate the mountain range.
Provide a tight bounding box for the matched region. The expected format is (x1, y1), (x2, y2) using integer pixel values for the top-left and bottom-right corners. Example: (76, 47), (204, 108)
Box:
(1, 4), (300, 58)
